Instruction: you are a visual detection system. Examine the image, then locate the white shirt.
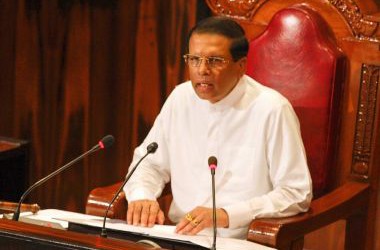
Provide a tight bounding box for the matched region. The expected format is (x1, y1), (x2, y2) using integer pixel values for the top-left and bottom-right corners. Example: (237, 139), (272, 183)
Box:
(124, 75), (312, 239)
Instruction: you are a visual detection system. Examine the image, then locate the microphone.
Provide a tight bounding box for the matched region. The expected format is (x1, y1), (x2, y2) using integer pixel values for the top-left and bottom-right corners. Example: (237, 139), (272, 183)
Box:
(100, 142), (158, 238)
(12, 135), (115, 221)
(208, 156), (218, 250)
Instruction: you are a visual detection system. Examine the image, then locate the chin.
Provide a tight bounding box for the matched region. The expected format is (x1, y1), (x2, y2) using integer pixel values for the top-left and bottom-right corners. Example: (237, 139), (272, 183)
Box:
(195, 92), (211, 101)
(198, 95), (219, 103)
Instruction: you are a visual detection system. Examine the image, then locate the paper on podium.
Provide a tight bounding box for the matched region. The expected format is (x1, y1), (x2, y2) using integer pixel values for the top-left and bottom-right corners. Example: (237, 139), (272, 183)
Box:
(14, 209), (275, 250)
(1, 209), (89, 230)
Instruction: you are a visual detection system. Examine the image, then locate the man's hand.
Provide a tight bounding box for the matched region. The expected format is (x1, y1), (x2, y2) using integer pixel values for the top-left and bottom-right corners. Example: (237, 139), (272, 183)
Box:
(126, 199), (165, 227)
(175, 206), (229, 235)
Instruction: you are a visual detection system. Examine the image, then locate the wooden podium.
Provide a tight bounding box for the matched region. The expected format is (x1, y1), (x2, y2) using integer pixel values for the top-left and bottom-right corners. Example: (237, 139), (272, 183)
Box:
(0, 218), (159, 250)
(0, 212), (209, 250)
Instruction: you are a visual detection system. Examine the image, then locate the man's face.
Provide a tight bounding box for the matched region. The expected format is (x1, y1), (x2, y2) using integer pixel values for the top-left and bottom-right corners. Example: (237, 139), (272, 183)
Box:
(187, 33), (246, 103)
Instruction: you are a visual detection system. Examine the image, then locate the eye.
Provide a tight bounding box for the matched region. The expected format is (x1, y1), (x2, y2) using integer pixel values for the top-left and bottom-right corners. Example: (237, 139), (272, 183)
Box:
(188, 55), (201, 65)
(207, 57), (225, 66)
(189, 56), (200, 62)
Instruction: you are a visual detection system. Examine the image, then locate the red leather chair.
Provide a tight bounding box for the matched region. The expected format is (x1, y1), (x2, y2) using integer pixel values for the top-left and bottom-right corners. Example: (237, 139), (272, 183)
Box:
(244, 5), (369, 250)
(86, 5), (370, 250)
(247, 5), (345, 198)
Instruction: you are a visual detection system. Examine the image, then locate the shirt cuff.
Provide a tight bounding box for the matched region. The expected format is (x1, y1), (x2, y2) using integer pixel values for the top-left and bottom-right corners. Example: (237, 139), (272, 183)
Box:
(125, 187), (157, 202)
(222, 202), (253, 229)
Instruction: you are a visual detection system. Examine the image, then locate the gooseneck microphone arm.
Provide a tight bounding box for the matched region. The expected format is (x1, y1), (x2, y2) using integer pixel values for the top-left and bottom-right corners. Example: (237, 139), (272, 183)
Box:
(12, 135), (115, 221)
(100, 142), (158, 238)
(208, 156), (218, 250)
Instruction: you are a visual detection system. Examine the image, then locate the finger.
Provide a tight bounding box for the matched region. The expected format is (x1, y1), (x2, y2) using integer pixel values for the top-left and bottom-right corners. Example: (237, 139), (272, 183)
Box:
(156, 209), (165, 225)
(132, 202), (143, 226)
(175, 216), (191, 233)
(178, 218), (199, 235)
(184, 215), (205, 235)
(175, 220), (186, 233)
(140, 202), (151, 226)
(126, 202), (135, 224)
(147, 203), (160, 227)
(188, 219), (205, 235)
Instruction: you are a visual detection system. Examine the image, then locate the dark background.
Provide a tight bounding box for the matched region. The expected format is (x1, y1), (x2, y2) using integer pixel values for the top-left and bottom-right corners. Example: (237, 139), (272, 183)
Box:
(0, 0), (210, 213)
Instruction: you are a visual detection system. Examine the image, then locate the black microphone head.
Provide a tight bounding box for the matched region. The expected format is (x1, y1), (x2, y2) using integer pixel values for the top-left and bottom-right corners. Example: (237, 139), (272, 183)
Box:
(208, 156), (218, 171)
(99, 135), (115, 149)
(208, 156), (218, 166)
(147, 142), (158, 153)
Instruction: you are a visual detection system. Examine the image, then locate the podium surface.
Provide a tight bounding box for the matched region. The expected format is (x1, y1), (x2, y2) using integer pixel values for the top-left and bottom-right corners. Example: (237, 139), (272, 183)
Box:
(0, 209), (275, 250)
(0, 218), (153, 250)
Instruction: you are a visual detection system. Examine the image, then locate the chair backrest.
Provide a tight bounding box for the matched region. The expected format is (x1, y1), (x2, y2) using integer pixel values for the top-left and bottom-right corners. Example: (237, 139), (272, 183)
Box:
(246, 5), (346, 197)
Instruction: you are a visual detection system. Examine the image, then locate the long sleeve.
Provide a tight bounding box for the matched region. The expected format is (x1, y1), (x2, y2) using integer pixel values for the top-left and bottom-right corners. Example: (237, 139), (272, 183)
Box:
(123, 101), (172, 202)
(222, 102), (312, 230)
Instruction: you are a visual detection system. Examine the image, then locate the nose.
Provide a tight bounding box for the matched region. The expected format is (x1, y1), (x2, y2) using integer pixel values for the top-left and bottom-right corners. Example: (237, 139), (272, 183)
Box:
(197, 58), (210, 75)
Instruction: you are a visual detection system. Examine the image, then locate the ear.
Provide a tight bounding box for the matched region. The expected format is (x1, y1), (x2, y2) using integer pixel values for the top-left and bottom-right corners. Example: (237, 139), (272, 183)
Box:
(237, 57), (247, 77)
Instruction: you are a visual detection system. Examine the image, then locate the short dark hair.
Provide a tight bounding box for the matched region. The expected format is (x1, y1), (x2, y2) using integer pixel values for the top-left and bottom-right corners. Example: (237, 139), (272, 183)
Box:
(187, 16), (249, 61)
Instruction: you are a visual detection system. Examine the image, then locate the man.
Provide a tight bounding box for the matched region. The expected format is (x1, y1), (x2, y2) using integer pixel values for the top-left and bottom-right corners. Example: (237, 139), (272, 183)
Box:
(123, 16), (312, 239)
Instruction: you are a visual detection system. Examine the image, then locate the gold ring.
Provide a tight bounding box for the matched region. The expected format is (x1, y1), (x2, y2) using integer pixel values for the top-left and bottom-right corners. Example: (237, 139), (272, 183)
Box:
(185, 213), (194, 222)
(191, 219), (199, 226)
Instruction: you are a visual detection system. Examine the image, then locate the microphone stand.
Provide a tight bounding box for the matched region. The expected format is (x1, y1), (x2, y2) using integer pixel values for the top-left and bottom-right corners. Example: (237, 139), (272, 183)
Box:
(12, 144), (103, 221)
(208, 156), (218, 250)
(100, 142), (158, 238)
(211, 168), (217, 250)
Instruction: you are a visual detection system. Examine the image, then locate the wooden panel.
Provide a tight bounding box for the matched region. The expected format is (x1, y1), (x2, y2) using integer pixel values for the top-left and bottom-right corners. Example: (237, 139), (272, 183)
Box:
(0, 0), (17, 135)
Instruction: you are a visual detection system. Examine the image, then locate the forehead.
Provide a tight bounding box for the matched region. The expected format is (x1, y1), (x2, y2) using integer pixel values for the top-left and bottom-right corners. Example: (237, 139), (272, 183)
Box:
(189, 33), (232, 56)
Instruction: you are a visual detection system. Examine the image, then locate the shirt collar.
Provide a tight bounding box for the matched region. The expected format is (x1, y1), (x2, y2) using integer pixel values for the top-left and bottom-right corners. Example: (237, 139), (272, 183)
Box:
(207, 76), (246, 111)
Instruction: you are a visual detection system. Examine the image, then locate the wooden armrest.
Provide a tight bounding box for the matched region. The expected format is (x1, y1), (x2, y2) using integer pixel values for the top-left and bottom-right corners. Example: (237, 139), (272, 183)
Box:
(86, 182), (127, 220)
(247, 181), (370, 249)
(86, 182), (173, 223)
(0, 201), (40, 214)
